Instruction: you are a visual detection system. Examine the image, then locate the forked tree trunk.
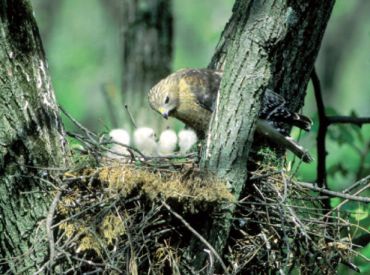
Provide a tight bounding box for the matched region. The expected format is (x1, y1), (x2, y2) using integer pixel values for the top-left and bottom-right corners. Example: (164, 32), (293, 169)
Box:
(0, 0), (68, 273)
(122, 0), (173, 130)
(191, 0), (335, 269)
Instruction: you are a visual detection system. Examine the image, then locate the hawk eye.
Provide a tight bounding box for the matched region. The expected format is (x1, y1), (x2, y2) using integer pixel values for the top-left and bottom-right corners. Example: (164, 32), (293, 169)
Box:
(164, 96), (169, 104)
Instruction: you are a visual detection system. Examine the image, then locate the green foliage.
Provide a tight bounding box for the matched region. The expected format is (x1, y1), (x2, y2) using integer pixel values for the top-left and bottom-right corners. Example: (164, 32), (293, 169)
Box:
(34, 0), (122, 131)
(173, 0), (234, 69)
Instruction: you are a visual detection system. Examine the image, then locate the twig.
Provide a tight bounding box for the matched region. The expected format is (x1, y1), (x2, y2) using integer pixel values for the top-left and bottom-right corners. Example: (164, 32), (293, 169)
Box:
(46, 190), (62, 266)
(101, 83), (118, 128)
(342, 175), (370, 194)
(124, 104), (137, 129)
(204, 249), (214, 275)
(297, 181), (370, 203)
(161, 200), (230, 275)
(249, 171), (282, 181)
(328, 116), (370, 126)
(325, 182), (370, 218)
(60, 106), (97, 138)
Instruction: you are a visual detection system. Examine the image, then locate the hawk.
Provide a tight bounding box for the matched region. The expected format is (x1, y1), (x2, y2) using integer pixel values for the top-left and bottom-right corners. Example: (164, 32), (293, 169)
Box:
(148, 68), (312, 162)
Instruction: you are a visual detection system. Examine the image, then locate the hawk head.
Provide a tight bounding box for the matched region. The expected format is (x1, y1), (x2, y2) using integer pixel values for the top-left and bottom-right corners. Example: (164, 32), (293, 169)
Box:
(148, 74), (180, 119)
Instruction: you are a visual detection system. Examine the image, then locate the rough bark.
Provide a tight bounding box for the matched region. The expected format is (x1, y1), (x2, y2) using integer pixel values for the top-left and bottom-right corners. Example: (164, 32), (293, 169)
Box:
(0, 0), (68, 273)
(122, 0), (173, 130)
(193, 0), (335, 270)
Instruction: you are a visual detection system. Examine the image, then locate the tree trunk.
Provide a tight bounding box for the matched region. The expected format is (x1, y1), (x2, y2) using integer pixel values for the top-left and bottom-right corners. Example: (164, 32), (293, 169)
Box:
(122, 0), (173, 130)
(193, 0), (335, 270)
(0, 0), (68, 273)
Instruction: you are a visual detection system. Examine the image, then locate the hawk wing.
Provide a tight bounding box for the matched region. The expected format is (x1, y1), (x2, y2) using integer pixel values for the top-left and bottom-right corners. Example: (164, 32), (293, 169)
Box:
(180, 69), (222, 112)
(179, 69), (311, 131)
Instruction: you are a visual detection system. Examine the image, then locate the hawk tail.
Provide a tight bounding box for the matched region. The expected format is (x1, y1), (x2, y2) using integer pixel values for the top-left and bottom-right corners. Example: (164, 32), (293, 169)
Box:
(290, 113), (312, 132)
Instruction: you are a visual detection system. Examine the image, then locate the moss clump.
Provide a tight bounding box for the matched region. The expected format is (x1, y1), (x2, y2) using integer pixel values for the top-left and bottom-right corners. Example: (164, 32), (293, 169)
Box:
(100, 213), (126, 245)
(98, 164), (234, 203)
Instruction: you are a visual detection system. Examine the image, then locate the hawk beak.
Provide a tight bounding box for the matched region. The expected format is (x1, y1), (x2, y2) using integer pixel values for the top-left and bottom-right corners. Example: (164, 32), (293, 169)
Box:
(159, 108), (169, 119)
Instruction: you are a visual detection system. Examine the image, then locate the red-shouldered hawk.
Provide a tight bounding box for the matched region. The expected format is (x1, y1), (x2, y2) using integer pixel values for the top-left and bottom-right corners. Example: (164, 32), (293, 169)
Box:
(148, 68), (313, 162)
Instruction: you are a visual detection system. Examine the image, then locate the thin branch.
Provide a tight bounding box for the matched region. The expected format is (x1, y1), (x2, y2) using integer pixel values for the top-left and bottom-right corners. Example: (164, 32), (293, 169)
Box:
(46, 187), (64, 271)
(311, 68), (328, 189)
(325, 182), (370, 218)
(328, 116), (370, 126)
(297, 181), (370, 203)
(342, 175), (370, 194)
(101, 84), (118, 128)
(124, 104), (137, 129)
(161, 200), (230, 275)
(60, 106), (98, 139)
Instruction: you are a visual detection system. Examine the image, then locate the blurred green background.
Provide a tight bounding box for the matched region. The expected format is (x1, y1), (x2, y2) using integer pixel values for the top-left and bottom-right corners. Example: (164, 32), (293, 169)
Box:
(30, 0), (369, 273)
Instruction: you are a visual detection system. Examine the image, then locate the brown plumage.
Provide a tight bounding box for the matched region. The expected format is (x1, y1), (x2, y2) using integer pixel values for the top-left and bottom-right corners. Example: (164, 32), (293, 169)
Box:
(148, 69), (220, 136)
(148, 68), (313, 163)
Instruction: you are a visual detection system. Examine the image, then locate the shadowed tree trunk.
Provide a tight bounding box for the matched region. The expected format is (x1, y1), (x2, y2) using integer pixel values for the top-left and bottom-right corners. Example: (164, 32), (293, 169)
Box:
(0, 0), (68, 273)
(122, 0), (173, 130)
(187, 0), (335, 270)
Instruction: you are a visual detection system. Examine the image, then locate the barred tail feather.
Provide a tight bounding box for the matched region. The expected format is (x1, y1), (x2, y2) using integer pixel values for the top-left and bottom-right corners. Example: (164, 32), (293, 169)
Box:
(291, 113), (313, 132)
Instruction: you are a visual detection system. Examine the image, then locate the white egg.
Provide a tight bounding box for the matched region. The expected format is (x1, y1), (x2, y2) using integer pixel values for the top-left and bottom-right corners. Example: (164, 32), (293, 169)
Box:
(134, 127), (158, 157)
(107, 128), (130, 159)
(157, 129), (178, 156)
(178, 129), (198, 154)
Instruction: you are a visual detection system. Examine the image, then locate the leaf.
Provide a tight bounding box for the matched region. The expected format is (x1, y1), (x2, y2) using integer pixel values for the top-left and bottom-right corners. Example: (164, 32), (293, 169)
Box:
(327, 125), (354, 146)
(338, 125), (355, 145)
(330, 197), (341, 208)
(325, 107), (340, 116)
(327, 163), (348, 177)
(350, 206), (368, 221)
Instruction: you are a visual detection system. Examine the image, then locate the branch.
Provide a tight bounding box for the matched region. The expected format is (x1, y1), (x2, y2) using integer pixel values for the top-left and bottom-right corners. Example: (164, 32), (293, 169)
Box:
(342, 175), (370, 194)
(327, 116), (370, 126)
(45, 179), (67, 272)
(325, 182), (370, 218)
(311, 68), (328, 189)
(297, 181), (370, 203)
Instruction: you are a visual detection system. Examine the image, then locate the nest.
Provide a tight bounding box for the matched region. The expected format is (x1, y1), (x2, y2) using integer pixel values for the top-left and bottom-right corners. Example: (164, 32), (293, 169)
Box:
(228, 163), (355, 274)
(44, 124), (357, 274)
(53, 159), (234, 274)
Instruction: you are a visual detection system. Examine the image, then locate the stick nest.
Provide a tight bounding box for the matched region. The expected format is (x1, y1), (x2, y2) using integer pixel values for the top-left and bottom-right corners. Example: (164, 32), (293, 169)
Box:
(54, 156), (235, 274)
(228, 162), (355, 274)
(46, 130), (356, 274)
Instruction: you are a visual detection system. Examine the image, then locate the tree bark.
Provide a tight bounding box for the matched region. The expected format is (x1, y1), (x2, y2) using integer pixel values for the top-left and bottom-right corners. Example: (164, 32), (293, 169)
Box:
(0, 0), (68, 273)
(194, 0), (335, 270)
(122, 0), (173, 130)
